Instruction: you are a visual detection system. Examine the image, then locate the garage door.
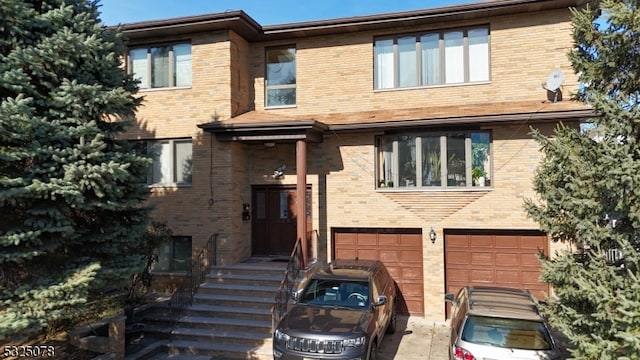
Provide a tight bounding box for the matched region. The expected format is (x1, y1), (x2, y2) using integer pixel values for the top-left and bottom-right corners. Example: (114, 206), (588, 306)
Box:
(445, 230), (549, 302)
(333, 228), (424, 315)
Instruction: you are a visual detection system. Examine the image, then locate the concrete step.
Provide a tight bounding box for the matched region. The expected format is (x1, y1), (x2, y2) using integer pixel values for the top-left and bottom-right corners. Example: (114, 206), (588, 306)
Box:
(184, 304), (271, 322)
(210, 262), (287, 277)
(192, 293), (274, 309)
(166, 339), (272, 360)
(175, 316), (271, 334)
(131, 323), (173, 340)
(141, 311), (174, 324)
(125, 339), (167, 360)
(197, 283), (279, 298)
(205, 272), (283, 287)
(171, 327), (272, 347)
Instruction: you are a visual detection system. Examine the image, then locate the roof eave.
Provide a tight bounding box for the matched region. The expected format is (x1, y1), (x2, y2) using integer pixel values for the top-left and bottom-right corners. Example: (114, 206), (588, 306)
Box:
(328, 109), (596, 133)
(260, 0), (594, 40)
(114, 0), (596, 42)
(113, 10), (262, 42)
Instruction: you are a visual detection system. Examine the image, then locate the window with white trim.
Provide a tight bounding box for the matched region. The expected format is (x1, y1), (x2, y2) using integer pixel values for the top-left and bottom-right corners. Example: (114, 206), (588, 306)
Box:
(266, 46), (296, 107)
(137, 139), (193, 186)
(128, 43), (192, 89)
(374, 27), (490, 89)
(376, 131), (491, 189)
(153, 236), (191, 272)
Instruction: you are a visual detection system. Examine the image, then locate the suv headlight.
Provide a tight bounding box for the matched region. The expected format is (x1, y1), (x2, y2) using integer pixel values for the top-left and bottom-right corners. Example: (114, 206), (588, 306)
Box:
(274, 329), (290, 343)
(342, 335), (366, 347)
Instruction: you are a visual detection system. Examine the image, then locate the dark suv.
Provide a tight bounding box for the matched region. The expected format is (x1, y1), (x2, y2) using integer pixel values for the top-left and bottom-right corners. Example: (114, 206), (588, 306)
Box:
(273, 259), (397, 360)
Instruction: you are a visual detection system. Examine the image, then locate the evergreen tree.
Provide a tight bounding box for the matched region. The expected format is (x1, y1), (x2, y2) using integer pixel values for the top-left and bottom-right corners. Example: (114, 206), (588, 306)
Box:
(0, 0), (151, 340)
(525, 1), (640, 358)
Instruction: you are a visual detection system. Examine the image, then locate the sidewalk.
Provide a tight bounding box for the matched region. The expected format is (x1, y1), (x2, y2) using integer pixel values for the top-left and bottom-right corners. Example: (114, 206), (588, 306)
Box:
(378, 316), (450, 360)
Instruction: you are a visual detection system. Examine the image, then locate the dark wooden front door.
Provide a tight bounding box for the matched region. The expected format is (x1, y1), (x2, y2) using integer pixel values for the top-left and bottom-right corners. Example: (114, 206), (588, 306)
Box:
(252, 185), (311, 256)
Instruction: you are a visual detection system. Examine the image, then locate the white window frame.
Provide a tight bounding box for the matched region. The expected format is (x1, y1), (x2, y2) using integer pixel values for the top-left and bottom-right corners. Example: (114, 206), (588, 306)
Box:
(127, 42), (192, 89)
(141, 139), (193, 186)
(374, 26), (490, 89)
(265, 46), (297, 107)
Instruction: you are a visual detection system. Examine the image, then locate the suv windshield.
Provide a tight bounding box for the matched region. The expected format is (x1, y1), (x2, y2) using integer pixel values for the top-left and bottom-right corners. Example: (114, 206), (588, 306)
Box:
(299, 279), (369, 309)
(461, 315), (553, 350)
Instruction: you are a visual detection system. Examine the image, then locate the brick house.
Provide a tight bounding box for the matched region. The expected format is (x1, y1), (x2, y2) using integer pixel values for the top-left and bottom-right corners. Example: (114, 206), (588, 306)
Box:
(120, 0), (593, 321)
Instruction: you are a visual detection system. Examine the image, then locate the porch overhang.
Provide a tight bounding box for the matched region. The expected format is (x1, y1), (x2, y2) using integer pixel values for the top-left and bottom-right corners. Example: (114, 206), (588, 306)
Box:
(198, 120), (328, 143)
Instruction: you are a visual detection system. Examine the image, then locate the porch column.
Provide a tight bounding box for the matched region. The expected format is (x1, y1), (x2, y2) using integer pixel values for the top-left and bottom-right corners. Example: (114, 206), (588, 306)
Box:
(296, 140), (308, 268)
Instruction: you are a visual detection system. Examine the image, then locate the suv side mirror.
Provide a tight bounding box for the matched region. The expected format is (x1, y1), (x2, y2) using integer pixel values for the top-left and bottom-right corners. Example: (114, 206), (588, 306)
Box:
(291, 289), (302, 302)
(444, 293), (457, 305)
(374, 295), (388, 307)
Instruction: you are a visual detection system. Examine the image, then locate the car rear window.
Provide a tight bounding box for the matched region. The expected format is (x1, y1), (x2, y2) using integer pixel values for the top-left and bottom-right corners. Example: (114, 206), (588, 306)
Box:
(461, 315), (553, 350)
(300, 279), (369, 308)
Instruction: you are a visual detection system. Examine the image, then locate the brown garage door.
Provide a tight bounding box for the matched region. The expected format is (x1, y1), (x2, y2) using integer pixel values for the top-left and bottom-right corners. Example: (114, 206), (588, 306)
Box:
(333, 228), (424, 315)
(445, 230), (549, 302)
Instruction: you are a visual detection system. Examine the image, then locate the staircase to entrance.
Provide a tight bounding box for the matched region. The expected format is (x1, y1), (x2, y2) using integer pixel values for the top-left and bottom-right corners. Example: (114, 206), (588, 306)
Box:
(126, 232), (313, 360)
(128, 259), (292, 360)
(175, 260), (286, 359)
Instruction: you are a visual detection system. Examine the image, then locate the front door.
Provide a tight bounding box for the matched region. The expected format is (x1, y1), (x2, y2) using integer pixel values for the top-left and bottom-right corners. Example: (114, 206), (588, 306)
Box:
(252, 185), (311, 256)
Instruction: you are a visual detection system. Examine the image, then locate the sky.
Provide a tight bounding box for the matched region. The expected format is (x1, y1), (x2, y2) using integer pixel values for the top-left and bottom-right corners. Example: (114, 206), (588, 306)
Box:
(98, 0), (474, 26)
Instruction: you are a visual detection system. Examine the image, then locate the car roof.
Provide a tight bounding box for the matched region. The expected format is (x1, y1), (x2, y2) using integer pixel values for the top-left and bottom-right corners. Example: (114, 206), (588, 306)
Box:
(465, 286), (544, 321)
(311, 259), (381, 280)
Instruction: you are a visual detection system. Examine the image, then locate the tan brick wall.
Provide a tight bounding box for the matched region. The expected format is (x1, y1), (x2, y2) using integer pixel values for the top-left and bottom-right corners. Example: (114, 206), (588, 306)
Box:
(233, 122), (575, 320)
(143, 134), (238, 266)
(124, 7), (581, 320)
(247, 9), (576, 115)
(229, 32), (252, 116)
(123, 31), (249, 267)
(234, 121), (570, 320)
(126, 31), (235, 140)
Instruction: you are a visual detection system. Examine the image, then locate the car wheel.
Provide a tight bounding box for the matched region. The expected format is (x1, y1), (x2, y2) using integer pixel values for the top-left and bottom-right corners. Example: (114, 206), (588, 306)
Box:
(368, 342), (378, 360)
(386, 305), (397, 334)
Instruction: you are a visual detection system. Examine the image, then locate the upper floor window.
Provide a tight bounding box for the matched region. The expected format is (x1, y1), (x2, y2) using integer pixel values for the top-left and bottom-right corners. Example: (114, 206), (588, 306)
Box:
(374, 27), (489, 90)
(376, 131), (491, 189)
(128, 43), (192, 89)
(137, 138), (193, 186)
(266, 46), (296, 107)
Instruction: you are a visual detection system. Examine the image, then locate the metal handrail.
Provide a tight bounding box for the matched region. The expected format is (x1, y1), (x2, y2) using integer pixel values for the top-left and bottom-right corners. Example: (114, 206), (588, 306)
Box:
(169, 233), (218, 326)
(272, 236), (304, 332)
(169, 278), (190, 326)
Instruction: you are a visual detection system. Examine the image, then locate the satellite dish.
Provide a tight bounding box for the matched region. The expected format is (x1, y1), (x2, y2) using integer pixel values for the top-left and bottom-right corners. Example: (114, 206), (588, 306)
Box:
(545, 69), (564, 92)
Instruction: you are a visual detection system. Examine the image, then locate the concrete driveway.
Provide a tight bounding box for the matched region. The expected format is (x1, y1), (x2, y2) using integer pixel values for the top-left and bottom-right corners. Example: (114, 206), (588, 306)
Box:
(378, 316), (450, 360)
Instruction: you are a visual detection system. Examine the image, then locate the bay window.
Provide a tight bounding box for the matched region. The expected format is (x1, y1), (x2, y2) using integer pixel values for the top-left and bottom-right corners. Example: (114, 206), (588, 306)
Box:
(377, 131), (491, 189)
(374, 26), (490, 89)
